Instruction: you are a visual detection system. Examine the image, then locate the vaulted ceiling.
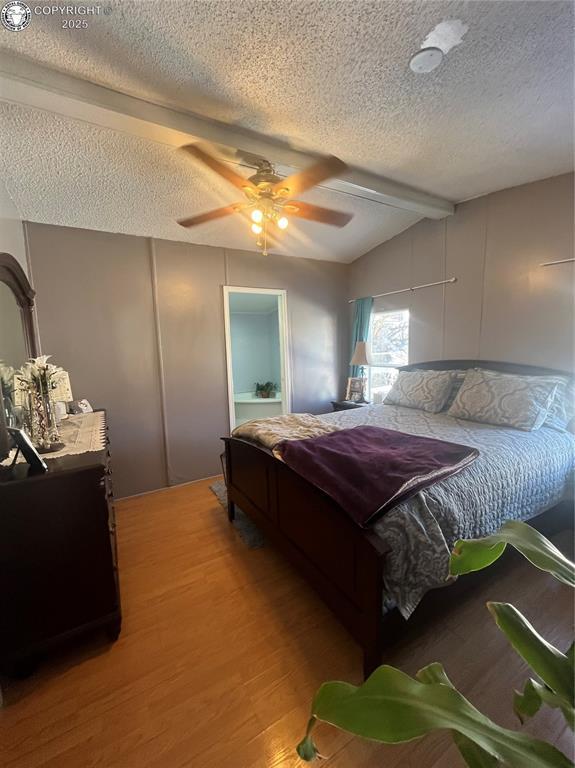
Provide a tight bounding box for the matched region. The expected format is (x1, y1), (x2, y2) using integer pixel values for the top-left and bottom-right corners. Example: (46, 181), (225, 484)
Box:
(0, 0), (573, 262)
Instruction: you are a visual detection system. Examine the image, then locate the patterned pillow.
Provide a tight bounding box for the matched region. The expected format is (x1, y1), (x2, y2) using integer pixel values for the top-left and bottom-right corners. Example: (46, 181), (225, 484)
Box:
(442, 370), (467, 411)
(544, 377), (575, 431)
(384, 370), (457, 413)
(447, 369), (558, 431)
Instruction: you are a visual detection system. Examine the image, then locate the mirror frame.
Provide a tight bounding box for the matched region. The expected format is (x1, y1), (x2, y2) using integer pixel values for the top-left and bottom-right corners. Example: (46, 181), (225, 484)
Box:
(0, 252), (39, 359)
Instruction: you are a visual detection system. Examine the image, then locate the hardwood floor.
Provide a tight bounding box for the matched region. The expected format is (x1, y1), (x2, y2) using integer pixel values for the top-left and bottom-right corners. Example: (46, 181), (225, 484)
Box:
(1, 478), (573, 767)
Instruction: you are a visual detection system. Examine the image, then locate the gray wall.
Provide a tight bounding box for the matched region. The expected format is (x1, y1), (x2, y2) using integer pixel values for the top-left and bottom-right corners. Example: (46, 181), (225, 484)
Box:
(225, 248), (349, 413)
(26, 225), (348, 496)
(350, 173), (574, 371)
(27, 226), (167, 497)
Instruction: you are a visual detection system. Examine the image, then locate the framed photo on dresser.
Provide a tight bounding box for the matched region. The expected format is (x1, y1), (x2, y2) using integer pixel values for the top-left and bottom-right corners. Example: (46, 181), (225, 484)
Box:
(345, 376), (365, 403)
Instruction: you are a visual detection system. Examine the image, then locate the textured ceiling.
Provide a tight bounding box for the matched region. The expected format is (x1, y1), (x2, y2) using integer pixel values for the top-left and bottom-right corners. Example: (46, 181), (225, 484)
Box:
(1, 0), (573, 261)
(0, 101), (419, 262)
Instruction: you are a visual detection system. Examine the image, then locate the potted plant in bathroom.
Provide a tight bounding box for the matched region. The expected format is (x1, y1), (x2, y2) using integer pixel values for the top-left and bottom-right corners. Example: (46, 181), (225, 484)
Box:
(255, 382), (278, 399)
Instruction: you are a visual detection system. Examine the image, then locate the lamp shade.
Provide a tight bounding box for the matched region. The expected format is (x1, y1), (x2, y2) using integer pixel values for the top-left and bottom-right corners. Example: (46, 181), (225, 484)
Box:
(350, 341), (372, 367)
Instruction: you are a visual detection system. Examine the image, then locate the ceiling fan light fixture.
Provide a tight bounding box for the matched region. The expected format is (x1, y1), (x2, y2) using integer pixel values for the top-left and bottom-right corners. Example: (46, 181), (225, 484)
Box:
(175, 146), (353, 255)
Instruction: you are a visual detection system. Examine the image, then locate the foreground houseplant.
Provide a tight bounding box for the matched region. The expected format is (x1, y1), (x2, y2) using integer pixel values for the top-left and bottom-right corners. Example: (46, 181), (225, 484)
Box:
(297, 520), (574, 767)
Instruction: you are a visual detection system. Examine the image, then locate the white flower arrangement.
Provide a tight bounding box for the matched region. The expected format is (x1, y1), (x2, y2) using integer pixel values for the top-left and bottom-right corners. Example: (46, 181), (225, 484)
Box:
(16, 355), (65, 395)
(14, 355), (66, 449)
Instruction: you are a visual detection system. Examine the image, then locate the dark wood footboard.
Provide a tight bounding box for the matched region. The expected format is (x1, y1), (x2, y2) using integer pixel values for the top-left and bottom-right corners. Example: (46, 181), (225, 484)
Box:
(223, 436), (388, 677)
(223, 436), (573, 678)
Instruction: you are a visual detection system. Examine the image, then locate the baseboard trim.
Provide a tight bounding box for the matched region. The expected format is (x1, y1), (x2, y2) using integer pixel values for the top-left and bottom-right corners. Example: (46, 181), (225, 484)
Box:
(117, 473), (223, 502)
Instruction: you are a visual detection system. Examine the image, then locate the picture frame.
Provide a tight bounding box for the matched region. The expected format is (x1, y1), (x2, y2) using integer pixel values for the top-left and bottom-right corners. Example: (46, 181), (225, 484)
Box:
(51, 370), (74, 403)
(345, 376), (365, 403)
(6, 427), (48, 474)
(68, 398), (93, 415)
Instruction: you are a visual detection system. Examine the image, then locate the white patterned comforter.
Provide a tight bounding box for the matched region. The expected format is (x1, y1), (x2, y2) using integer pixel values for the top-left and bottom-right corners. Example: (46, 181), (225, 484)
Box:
(319, 405), (575, 618)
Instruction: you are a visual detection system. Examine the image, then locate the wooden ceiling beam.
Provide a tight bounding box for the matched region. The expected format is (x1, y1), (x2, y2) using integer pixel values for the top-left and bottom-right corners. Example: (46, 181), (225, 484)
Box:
(0, 53), (454, 219)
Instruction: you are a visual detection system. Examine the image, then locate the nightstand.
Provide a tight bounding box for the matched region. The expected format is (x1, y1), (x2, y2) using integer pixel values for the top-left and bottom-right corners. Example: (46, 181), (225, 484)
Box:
(331, 400), (369, 412)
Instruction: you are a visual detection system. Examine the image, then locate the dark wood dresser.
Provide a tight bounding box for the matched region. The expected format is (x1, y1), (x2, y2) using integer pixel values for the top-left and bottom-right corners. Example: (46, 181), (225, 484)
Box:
(0, 411), (121, 678)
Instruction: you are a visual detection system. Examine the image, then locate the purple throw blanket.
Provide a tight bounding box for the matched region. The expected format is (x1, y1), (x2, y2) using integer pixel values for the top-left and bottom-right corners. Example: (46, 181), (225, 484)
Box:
(278, 426), (479, 528)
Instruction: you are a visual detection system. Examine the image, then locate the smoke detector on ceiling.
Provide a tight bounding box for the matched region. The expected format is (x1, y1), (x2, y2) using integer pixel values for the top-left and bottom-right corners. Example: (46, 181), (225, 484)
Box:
(409, 19), (469, 74)
(409, 47), (444, 74)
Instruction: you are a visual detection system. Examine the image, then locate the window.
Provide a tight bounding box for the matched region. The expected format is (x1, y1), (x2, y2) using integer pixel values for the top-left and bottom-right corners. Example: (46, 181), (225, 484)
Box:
(368, 309), (409, 403)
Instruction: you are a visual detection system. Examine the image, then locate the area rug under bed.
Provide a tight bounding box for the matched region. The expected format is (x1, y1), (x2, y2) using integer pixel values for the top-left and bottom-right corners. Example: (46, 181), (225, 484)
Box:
(209, 480), (265, 549)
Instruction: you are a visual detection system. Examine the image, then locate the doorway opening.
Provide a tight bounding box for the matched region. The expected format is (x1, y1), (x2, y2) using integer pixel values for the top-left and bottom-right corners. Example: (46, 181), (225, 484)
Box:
(223, 287), (291, 431)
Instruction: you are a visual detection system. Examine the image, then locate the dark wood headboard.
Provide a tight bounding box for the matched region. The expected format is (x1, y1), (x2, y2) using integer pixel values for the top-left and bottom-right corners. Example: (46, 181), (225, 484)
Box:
(400, 359), (573, 379)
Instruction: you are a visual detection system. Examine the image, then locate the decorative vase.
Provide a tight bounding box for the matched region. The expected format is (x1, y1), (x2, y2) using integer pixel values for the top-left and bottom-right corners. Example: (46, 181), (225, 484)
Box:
(2, 393), (13, 427)
(28, 384), (64, 453)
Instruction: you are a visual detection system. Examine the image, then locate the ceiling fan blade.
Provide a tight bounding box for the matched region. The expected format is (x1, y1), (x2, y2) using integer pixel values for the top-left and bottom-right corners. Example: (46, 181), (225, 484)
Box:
(284, 201), (353, 227)
(272, 155), (347, 197)
(181, 144), (257, 193)
(178, 203), (247, 228)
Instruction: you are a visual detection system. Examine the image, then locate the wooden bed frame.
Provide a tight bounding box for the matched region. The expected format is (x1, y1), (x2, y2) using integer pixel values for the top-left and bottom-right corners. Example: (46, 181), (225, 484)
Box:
(223, 359), (573, 678)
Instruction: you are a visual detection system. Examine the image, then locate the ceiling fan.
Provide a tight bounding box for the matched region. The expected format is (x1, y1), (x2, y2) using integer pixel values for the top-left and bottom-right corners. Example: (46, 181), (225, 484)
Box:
(177, 144), (354, 255)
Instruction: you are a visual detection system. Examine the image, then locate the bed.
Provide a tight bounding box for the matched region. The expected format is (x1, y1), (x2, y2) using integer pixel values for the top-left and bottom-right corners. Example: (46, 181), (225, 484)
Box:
(223, 360), (574, 677)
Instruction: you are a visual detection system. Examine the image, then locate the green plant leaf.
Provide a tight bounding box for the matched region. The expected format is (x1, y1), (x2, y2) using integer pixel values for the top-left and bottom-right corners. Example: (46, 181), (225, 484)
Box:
(296, 719), (323, 761)
(488, 602), (574, 706)
(452, 732), (500, 768)
(514, 679), (575, 731)
(514, 678), (543, 723)
(416, 660), (454, 686)
(450, 521), (575, 587)
(295, 664), (572, 766)
(417, 664), (499, 767)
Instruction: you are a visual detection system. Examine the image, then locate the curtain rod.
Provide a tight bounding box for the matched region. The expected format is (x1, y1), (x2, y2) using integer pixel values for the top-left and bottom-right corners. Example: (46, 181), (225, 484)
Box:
(348, 277), (457, 303)
(540, 258), (575, 267)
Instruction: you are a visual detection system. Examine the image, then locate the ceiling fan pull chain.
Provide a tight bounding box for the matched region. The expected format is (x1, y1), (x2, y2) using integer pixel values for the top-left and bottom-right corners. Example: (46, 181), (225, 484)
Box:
(263, 220), (269, 257)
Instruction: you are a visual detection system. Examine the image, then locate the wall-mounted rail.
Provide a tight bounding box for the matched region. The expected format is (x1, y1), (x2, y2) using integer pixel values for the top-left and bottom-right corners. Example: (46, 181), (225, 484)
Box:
(349, 277), (457, 303)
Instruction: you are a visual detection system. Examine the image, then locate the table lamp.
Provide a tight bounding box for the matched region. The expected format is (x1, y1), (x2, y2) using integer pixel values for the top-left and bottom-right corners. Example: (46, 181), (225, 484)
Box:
(350, 341), (371, 403)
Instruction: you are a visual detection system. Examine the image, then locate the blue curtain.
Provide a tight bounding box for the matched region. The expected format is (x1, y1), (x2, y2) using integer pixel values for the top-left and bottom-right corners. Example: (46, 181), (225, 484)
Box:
(350, 296), (373, 377)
